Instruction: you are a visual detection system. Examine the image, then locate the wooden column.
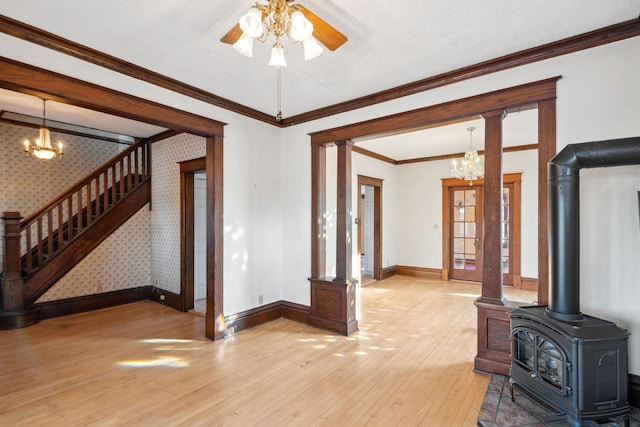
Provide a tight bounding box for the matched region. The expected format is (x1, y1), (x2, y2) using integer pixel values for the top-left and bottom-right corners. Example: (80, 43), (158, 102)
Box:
(309, 141), (358, 336)
(1, 212), (39, 329)
(206, 135), (224, 340)
(334, 140), (353, 282)
(474, 111), (511, 375)
(480, 111), (504, 303)
(537, 99), (556, 305)
(310, 144), (326, 278)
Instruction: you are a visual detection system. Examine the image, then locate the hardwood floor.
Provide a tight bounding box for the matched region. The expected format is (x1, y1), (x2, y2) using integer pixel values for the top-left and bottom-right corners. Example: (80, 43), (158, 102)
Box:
(0, 276), (489, 426)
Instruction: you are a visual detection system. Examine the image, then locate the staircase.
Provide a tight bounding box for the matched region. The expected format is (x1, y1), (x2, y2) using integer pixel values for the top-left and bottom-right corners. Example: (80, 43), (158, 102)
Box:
(2, 139), (151, 313)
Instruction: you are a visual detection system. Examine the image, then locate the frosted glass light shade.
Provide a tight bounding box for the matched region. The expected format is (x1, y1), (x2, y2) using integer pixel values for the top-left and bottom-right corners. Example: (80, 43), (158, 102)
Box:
(233, 33), (254, 57)
(268, 43), (287, 67)
(303, 37), (323, 60)
(290, 10), (313, 42)
(239, 7), (263, 38)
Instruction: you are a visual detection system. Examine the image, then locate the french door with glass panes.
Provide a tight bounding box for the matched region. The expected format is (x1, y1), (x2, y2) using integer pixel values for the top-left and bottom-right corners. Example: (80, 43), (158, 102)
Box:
(450, 186), (483, 282)
(449, 181), (518, 285)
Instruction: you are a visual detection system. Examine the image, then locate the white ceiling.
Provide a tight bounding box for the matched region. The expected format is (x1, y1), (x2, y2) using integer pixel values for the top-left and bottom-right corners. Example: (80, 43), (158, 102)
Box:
(0, 0), (638, 156)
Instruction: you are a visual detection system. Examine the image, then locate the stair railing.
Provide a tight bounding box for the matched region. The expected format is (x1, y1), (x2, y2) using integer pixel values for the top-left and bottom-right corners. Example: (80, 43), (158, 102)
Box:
(19, 139), (150, 276)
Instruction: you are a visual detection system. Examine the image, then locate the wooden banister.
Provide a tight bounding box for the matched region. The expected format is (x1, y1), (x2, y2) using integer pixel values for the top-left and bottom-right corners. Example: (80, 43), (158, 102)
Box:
(19, 139), (151, 276)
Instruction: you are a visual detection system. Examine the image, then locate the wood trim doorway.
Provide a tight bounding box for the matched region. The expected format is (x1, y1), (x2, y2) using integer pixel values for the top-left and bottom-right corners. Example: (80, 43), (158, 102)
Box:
(357, 175), (383, 281)
(441, 173), (522, 287)
(180, 157), (206, 312)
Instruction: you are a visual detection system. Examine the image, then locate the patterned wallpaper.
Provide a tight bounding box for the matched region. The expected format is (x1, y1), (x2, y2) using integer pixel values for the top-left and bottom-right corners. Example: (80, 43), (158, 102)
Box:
(37, 206), (151, 302)
(151, 133), (206, 294)
(0, 122), (123, 273)
(1, 121), (152, 302)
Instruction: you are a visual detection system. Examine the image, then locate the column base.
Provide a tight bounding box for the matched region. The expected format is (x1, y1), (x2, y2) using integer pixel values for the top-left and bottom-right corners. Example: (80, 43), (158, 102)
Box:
(474, 298), (512, 375)
(0, 306), (40, 330)
(308, 277), (358, 336)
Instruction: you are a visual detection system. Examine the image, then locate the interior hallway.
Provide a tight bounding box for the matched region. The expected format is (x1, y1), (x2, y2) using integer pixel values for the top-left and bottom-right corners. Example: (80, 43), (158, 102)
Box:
(0, 276), (490, 426)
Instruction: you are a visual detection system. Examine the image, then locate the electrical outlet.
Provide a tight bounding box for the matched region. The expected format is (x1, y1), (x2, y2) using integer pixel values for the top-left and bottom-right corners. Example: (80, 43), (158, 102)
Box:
(160, 294), (165, 301)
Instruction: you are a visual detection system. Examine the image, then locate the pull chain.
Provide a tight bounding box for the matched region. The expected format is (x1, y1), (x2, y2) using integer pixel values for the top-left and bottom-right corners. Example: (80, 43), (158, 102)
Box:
(276, 67), (283, 122)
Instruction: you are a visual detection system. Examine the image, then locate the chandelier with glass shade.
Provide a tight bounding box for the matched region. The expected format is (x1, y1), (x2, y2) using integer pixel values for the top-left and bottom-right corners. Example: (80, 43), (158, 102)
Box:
(451, 126), (483, 185)
(23, 99), (64, 160)
(221, 0), (347, 67)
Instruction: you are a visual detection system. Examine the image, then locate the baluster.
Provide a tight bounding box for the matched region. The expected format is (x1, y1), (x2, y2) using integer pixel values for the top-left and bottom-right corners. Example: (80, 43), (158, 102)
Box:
(67, 195), (73, 241)
(134, 147), (139, 185)
(111, 164), (116, 205)
(103, 170), (109, 212)
(47, 211), (53, 259)
(37, 217), (43, 267)
(58, 203), (64, 248)
(76, 188), (83, 234)
(86, 179), (92, 226)
(25, 223), (32, 274)
(127, 154), (132, 193)
(119, 159), (124, 199)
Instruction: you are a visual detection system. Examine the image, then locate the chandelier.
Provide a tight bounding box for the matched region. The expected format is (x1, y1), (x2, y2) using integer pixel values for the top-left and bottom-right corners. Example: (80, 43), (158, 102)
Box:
(23, 99), (64, 160)
(451, 126), (483, 185)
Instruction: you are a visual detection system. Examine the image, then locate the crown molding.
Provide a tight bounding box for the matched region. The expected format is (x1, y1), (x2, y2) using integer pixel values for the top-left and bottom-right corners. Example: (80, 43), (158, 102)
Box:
(0, 15), (638, 128)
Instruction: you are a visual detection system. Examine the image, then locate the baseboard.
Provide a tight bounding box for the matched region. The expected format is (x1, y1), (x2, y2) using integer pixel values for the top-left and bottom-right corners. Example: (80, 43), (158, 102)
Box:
(382, 265), (397, 279)
(281, 301), (310, 324)
(396, 265), (442, 279)
(630, 374), (640, 408)
(520, 277), (539, 291)
(223, 300), (311, 336)
(35, 286), (152, 320)
(149, 287), (183, 311)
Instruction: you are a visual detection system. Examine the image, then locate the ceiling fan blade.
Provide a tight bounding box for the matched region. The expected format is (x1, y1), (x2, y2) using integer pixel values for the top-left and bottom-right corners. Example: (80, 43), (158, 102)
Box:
(296, 5), (347, 51)
(220, 23), (242, 45)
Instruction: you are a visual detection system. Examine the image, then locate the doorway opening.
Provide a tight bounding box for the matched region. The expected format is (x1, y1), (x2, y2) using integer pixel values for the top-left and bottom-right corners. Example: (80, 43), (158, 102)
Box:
(357, 175), (383, 284)
(179, 157), (206, 315)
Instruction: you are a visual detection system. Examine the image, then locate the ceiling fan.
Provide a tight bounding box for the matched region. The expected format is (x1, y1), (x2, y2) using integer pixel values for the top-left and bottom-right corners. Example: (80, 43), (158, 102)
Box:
(220, 0), (348, 66)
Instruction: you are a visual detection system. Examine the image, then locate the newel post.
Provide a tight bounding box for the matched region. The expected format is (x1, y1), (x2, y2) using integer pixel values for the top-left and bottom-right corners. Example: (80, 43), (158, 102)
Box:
(2, 212), (24, 310)
(1, 212), (39, 329)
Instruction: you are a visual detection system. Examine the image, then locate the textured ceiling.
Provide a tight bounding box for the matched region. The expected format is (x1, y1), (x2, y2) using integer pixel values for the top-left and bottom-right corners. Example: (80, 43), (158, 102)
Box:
(0, 0), (638, 154)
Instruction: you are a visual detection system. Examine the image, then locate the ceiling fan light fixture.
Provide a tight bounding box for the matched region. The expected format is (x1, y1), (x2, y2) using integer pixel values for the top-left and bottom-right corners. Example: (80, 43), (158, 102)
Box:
(239, 7), (264, 38)
(233, 33), (254, 57)
(268, 41), (287, 67)
(303, 37), (323, 60)
(290, 10), (313, 42)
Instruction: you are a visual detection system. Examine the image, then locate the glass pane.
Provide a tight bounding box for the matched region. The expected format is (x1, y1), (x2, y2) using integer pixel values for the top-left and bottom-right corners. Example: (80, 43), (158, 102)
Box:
(465, 258), (476, 270)
(454, 190), (464, 207)
(464, 238), (476, 254)
(464, 190), (476, 206)
(502, 188), (509, 204)
(513, 330), (535, 369)
(502, 256), (509, 273)
(464, 206), (475, 222)
(454, 238), (464, 253)
(466, 222), (476, 238)
(455, 207), (465, 221)
(503, 205), (509, 221)
(454, 254), (464, 269)
(502, 239), (509, 255)
(501, 222), (509, 239)
(454, 223), (465, 237)
(538, 338), (563, 389)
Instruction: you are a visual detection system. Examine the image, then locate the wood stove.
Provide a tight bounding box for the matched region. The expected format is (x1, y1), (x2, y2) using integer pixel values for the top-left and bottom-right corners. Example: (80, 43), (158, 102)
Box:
(509, 137), (640, 426)
(511, 306), (629, 426)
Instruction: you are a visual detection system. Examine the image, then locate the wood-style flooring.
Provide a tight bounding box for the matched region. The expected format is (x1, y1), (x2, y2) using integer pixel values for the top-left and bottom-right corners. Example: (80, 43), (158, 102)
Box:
(0, 276), (490, 426)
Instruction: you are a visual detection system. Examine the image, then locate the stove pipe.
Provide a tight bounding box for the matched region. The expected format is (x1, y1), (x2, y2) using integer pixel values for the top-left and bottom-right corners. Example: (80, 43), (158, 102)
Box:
(546, 136), (640, 321)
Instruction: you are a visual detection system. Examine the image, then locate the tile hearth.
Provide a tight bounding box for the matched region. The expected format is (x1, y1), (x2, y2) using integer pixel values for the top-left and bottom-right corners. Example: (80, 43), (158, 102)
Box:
(478, 375), (640, 427)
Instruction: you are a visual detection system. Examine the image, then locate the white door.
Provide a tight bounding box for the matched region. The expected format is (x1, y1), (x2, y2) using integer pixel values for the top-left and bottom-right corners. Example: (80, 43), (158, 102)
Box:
(193, 173), (207, 301)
